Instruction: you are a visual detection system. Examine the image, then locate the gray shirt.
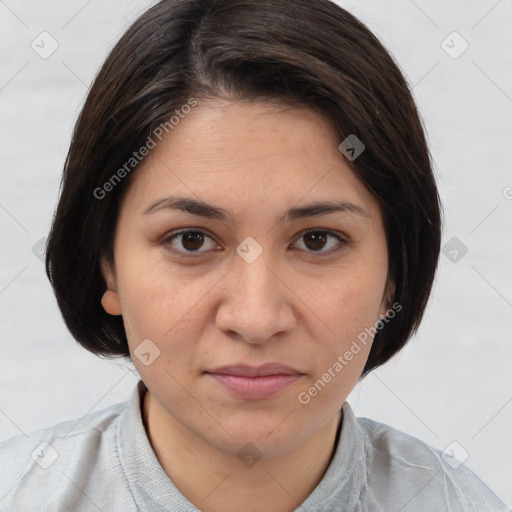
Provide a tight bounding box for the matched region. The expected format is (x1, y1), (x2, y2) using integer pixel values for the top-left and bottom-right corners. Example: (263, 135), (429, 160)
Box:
(0, 380), (508, 511)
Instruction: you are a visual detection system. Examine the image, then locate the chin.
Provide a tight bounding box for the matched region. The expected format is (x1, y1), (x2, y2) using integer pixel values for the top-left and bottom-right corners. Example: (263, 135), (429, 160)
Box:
(208, 413), (308, 457)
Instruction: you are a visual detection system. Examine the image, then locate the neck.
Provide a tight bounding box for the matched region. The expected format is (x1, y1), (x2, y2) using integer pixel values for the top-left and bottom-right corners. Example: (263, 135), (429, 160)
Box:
(142, 390), (342, 512)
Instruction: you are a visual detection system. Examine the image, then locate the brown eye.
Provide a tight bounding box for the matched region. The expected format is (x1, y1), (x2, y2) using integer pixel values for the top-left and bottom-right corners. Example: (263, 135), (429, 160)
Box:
(303, 232), (328, 251)
(161, 228), (348, 259)
(180, 231), (206, 251)
(293, 229), (348, 256)
(162, 230), (218, 255)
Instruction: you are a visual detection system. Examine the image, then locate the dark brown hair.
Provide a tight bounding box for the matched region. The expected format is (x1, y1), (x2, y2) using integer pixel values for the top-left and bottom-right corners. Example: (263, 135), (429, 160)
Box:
(45, 0), (442, 377)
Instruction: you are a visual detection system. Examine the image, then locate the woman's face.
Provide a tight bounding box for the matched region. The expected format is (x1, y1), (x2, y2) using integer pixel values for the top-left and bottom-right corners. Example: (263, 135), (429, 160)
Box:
(102, 99), (392, 458)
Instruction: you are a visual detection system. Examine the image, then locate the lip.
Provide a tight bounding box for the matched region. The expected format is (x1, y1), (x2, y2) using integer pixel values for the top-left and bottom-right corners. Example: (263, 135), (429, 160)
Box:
(208, 363), (302, 377)
(205, 363), (304, 400)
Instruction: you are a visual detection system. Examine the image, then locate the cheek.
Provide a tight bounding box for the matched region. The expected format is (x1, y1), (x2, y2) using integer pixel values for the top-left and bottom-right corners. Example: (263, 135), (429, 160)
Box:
(313, 268), (386, 339)
(115, 255), (215, 359)
(294, 283), (379, 411)
(298, 261), (387, 381)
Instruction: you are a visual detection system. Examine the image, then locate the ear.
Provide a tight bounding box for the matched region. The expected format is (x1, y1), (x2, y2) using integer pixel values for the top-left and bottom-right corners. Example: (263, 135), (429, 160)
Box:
(100, 257), (122, 316)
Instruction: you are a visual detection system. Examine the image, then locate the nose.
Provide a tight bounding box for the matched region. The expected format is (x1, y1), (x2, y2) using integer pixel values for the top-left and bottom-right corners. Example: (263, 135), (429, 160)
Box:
(215, 249), (297, 344)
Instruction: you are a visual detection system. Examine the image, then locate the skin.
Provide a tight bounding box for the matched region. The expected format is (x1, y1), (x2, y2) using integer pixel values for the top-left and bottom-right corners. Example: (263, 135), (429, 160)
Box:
(101, 99), (393, 512)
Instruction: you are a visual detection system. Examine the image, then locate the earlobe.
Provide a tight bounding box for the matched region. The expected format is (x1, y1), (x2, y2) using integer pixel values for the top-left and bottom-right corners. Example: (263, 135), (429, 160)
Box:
(100, 257), (122, 315)
(101, 289), (122, 316)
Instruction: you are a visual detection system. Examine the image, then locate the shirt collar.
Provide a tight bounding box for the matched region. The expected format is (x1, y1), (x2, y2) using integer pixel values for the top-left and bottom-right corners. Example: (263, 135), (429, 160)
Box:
(117, 380), (366, 511)
(116, 380), (196, 510)
(297, 401), (367, 510)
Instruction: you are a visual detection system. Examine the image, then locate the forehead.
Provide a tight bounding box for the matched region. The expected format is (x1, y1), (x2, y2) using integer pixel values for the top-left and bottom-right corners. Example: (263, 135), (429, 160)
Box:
(120, 99), (379, 222)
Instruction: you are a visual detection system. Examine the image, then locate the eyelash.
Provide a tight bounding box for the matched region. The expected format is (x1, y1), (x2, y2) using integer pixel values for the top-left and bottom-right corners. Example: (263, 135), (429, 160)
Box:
(160, 228), (349, 258)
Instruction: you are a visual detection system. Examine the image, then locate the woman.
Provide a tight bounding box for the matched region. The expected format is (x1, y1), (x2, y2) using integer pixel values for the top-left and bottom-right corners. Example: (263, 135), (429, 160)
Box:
(0, 0), (508, 510)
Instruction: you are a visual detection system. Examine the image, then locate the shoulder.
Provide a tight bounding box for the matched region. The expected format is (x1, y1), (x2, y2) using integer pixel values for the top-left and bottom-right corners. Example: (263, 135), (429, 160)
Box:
(0, 401), (129, 512)
(352, 410), (509, 511)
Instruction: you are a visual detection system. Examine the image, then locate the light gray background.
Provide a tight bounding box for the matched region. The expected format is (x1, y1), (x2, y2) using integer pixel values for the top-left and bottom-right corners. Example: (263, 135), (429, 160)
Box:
(1, 0), (511, 507)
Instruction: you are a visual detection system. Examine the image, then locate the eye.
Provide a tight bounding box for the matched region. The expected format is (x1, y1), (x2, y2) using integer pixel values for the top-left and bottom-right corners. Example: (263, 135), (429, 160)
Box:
(160, 228), (348, 258)
(161, 230), (220, 256)
(291, 229), (348, 256)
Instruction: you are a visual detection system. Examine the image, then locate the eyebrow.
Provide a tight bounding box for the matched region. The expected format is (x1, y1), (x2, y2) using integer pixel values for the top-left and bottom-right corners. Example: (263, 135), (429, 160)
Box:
(141, 195), (369, 224)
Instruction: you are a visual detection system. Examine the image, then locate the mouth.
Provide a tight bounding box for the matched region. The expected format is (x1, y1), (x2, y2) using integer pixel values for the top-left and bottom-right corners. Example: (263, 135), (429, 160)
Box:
(205, 363), (304, 400)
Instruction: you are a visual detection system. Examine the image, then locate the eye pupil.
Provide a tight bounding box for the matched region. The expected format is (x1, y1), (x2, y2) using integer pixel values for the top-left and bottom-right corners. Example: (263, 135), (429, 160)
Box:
(167, 229), (343, 257)
(182, 231), (205, 251)
(304, 232), (327, 251)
